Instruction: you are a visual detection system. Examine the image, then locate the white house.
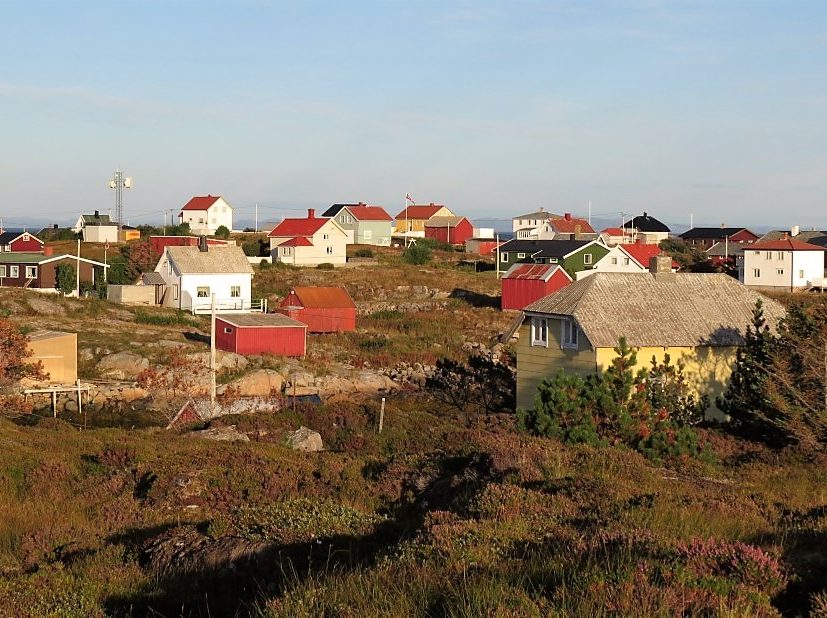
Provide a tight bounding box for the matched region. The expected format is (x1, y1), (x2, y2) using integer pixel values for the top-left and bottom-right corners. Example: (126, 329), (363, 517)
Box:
(268, 208), (348, 266)
(575, 243), (671, 280)
(72, 211), (119, 244)
(179, 195), (234, 235)
(741, 237), (826, 290)
(154, 240), (257, 313)
(512, 208), (556, 236)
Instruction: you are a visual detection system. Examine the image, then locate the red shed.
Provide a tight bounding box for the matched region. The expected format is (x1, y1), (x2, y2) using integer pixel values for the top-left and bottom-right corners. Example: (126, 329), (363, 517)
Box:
(501, 263), (572, 311)
(424, 216), (474, 245)
(0, 231), (44, 253)
(216, 314), (307, 356)
(278, 286), (356, 333)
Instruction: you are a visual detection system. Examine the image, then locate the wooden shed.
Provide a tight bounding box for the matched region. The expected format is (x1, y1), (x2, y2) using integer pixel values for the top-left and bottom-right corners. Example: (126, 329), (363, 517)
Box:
(277, 286), (356, 333)
(424, 216), (474, 246)
(501, 263), (572, 311)
(215, 314), (307, 356)
(27, 330), (77, 383)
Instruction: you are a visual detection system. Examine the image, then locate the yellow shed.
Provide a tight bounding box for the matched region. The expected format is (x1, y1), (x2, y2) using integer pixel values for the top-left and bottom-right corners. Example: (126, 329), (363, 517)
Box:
(27, 330), (78, 384)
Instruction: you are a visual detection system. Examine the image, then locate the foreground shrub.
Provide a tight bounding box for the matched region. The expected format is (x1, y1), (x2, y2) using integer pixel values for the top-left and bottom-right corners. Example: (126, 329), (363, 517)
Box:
(402, 243), (431, 265)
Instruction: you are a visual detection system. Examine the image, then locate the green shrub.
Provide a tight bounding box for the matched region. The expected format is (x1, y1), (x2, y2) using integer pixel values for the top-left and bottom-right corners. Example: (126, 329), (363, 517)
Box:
(134, 310), (198, 326)
(55, 263), (76, 295)
(354, 248), (374, 258)
(214, 225), (231, 239)
(317, 262), (335, 270)
(403, 243), (432, 265)
(259, 259), (271, 270)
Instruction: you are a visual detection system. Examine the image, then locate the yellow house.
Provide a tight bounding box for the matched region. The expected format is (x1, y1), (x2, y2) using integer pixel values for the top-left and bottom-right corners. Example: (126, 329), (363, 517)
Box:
(393, 204), (454, 235)
(516, 258), (786, 417)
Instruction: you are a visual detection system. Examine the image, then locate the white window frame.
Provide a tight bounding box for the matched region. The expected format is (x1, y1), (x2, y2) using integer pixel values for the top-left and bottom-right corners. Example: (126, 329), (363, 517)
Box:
(530, 316), (548, 347)
(765, 251), (772, 260)
(25, 266), (37, 278)
(281, 247), (292, 256)
(583, 253), (593, 265)
(0, 265), (5, 277)
(173, 284), (179, 300)
(799, 270), (805, 279)
(326, 246), (334, 255)
(611, 257), (618, 265)
(230, 286), (241, 298)
(623, 257), (630, 266)
(753, 268), (761, 278)
(9, 265), (19, 277)
(22, 234), (29, 241)
(224, 327), (233, 334)
(363, 229), (372, 240)
(323, 233), (329, 240)
(777, 252), (784, 260)
(517, 252), (526, 259)
(196, 286), (210, 298)
(3, 244), (10, 252)
(561, 319), (579, 349)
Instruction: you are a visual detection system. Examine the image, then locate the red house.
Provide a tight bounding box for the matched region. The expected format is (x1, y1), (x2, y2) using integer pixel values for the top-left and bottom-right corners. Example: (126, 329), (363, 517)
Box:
(424, 216), (474, 245)
(501, 263), (572, 311)
(0, 231), (44, 253)
(216, 314), (307, 356)
(277, 286), (356, 333)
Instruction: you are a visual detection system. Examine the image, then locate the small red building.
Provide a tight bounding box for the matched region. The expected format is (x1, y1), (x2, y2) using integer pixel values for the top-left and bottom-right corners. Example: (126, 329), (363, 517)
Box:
(149, 235), (229, 256)
(424, 216), (474, 245)
(465, 238), (503, 256)
(501, 263), (572, 311)
(216, 314), (307, 356)
(0, 231), (44, 253)
(278, 286), (356, 333)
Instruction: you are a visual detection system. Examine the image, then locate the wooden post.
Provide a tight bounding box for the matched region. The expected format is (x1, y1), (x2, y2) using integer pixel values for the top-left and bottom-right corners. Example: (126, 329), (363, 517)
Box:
(210, 293), (217, 410)
(378, 397), (385, 433)
(52, 390), (57, 417)
(76, 379), (83, 419)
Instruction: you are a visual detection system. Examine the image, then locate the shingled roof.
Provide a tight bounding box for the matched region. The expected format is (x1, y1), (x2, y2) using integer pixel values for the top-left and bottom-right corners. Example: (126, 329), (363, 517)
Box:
(622, 212), (670, 233)
(165, 245), (253, 274)
(523, 272), (785, 348)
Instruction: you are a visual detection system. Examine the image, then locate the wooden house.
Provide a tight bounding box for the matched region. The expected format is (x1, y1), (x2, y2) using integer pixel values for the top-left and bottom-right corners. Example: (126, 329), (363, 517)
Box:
(216, 314), (307, 356)
(268, 209), (348, 266)
(278, 286), (356, 333)
(0, 231), (44, 253)
(501, 263), (572, 311)
(394, 204), (454, 236)
(424, 216), (474, 245)
(0, 252), (108, 291)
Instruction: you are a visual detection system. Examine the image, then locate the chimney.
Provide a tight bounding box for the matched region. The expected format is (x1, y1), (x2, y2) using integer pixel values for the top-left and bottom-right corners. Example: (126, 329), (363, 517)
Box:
(564, 212), (572, 220)
(94, 210), (100, 218)
(790, 225), (800, 237)
(198, 235), (208, 252)
(308, 208), (315, 219)
(43, 246), (54, 256)
(720, 223), (726, 228)
(781, 232), (789, 240)
(649, 255), (675, 281)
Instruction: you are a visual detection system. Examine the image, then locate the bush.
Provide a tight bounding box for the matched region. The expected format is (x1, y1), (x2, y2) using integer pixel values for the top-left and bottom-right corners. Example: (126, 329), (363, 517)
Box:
(354, 248), (374, 258)
(259, 259), (271, 270)
(403, 243), (432, 265)
(214, 225), (231, 239)
(55, 263), (76, 295)
(317, 262), (335, 270)
(134, 310), (199, 326)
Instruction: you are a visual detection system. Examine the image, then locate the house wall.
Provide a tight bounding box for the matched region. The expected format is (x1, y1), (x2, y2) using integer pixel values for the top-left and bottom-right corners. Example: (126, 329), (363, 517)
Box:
(512, 215), (550, 233)
(40, 260), (97, 289)
(0, 261), (40, 287)
(575, 245), (646, 280)
(501, 269), (571, 311)
(270, 224), (348, 266)
(465, 239), (501, 256)
(560, 244), (610, 276)
(4, 235), (43, 252)
(177, 273), (252, 311)
(355, 221), (393, 246)
(216, 319), (306, 356)
(107, 284), (157, 306)
(425, 220), (474, 245)
(742, 249), (824, 288)
(394, 207), (453, 233)
(278, 306), (356, 333)
(28, 333), (77, 384)
(83, 226), (119, 244)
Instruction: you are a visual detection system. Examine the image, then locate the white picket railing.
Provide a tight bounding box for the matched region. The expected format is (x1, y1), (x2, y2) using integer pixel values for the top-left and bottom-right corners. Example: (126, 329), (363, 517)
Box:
(190, 297), (267, 315)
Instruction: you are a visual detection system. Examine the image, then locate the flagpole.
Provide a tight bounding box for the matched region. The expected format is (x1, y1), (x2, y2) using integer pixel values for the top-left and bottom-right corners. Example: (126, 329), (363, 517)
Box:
(404, 193), (408, 247)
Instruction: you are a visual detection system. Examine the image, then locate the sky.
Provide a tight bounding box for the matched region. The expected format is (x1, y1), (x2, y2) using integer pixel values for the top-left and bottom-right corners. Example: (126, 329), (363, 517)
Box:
(1, 0), (826, 230)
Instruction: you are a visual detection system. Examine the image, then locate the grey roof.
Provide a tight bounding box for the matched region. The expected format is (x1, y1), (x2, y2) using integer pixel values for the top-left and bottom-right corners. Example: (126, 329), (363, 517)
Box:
(166, 245), (253, 274)
(758, 230), (827, 247)
(424, 216), (466, 228)
(217, 313), (306, 328)
(513, 209), (559, 220)
(706, 241), (747, 257)
(80, 214), (116, 226)
(142, 272), (166, 285)
(524, 272), (785, 348)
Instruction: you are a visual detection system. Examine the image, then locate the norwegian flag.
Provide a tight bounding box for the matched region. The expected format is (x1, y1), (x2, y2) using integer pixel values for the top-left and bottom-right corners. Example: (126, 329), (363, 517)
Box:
(405, 193), (415, 204)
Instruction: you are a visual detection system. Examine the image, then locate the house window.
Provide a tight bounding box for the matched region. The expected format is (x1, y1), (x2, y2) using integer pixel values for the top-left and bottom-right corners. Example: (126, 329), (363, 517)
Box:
(25, 266), (37, 278)
(765, 251), (772, 260)
(9, 265), (19, 277)
(501, 253), (508, 263)
(611, 257), (618, 265)
(196, 286), (210, 298)
(281, 247), (292, 256)
(623, 257), (630, 266)
(323, 233), (329, 240)
(549, 258), (558, 263)
(22, 234), (29, 241)
(530, 317), (548, 347)
(753, 268), (761, 278)
(517, 252), (526, 259)
(166, 260), (173, 275)
(799, 270), (805, 279)
(777, 252), (784, 260)
(173, 285), (179, 300)
(326, 246), (333, 255)
(0, 266), (5, 277)
(777, 269), (784, 276)
(561, 319), (579, 349)
(363, 230), (373, 240)
(224, 327), (233, 334)
(3, 245), (9, 252)
(230, 286), (241, 298)
(583, 253), (593, 265)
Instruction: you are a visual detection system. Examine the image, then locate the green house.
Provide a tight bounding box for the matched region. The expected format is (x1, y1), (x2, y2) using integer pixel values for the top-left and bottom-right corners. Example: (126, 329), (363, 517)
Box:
(498, 239), (609, 277)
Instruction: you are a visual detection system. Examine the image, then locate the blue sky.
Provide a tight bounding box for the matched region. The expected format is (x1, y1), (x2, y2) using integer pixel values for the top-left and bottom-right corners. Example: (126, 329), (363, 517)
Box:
(1, 0), (826, 229)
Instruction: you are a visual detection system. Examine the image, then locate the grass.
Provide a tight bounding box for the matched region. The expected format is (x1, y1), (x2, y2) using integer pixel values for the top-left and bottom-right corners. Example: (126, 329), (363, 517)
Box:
(133, 309), (200, 326)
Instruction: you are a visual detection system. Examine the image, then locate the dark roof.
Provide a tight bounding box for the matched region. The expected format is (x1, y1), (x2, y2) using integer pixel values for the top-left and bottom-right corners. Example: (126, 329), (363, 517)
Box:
(499, 239), (594, 259)
(758, 230), (827, 247)
(706, 241), (747, 257)
(622, 212), (670, 233)
(322, 204), (347, 217)
(680, 227), (753, 240)
(0, 231), (42, 245)
(80, 213), (115, 226)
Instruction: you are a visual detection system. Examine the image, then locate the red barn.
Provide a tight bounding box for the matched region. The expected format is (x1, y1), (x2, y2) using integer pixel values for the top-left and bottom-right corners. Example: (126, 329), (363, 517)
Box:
(278, 286), (356, 333)
(424, 216), (474, 245)
(501, 263), (572, 311)
(0, 231), (44, 253)
(149, 235), (229, 256)
(216, 314), (306, 356)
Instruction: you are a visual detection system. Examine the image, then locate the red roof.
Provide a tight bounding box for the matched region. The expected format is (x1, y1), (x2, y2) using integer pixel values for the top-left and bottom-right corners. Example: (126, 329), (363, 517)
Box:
(551, 215), (595, 234)
(289, 286), (355, 308)
(181, 195), (221, 212)
(269, 217), (328, 237)
(394, 205), (445, 220)
(348, 205), (392, 221)
(277, 236), (313, 247)
(749, 239), (826, 251)
(601, 227), (625, 236)
(619, 243), (663, 268)
(503, 263), (570, 282)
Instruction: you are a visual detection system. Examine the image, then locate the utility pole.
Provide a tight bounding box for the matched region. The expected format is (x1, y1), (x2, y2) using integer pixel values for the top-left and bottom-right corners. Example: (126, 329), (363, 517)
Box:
(75, 239), (81, 297)
(495, 233), (501, 279)
(255, 203), (258, 232)
(108, 170), (133, 240)
(210, 294), (217, 410)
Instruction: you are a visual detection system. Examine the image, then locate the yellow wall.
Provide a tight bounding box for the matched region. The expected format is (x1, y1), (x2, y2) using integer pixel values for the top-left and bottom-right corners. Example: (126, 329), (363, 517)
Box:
(516, 315), (737, 419)
(394, 206), (454, 232)
(28, 332), (78, 384)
